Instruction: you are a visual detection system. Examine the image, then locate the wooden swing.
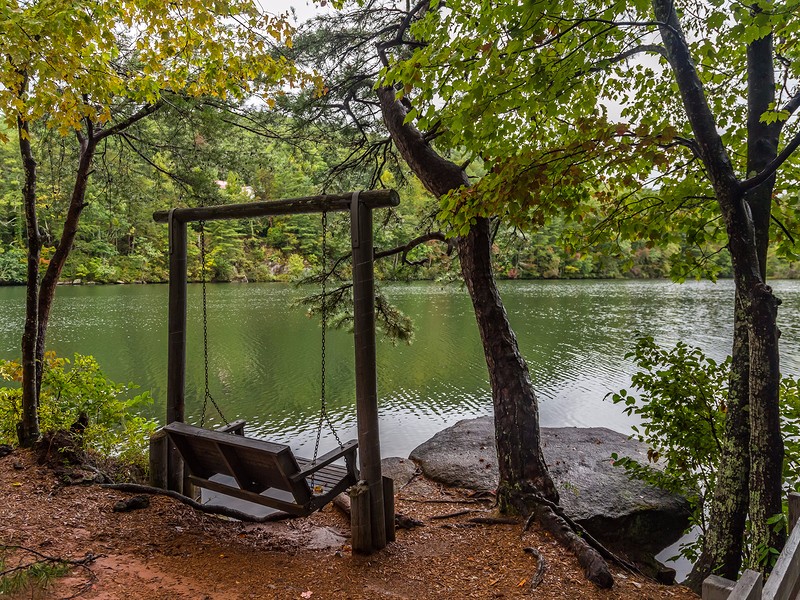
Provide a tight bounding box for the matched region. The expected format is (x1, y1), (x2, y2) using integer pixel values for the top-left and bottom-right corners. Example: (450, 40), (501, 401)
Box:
(153, 191), (399, 552)
(163, 207), (358, 516)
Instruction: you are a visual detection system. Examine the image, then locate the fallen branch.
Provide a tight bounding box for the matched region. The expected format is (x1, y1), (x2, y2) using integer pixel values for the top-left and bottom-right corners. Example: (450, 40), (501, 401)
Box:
(100, 483), (293, 523)
(523, 547), (546, 589)
(469, 516), (518, 525)
(332, 492), (423, 529)
(429, 509), (474, 520)
(396, 497), (486, 504)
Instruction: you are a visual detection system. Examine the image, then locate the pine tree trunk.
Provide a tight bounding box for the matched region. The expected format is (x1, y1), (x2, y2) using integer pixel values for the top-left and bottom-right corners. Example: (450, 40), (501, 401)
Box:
(458, 218), (558, 506)
(376, 86), (557, 504)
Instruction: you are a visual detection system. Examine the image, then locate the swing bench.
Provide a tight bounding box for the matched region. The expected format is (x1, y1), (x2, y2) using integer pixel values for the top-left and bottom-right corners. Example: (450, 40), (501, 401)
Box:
(164, 421), (359, 516)
(154, 191), (399, 551)
(161, 197), (362, 516)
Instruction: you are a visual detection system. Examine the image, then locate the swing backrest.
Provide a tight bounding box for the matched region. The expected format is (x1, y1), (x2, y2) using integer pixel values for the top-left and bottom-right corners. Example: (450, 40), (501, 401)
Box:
(165, 422), (312, 506)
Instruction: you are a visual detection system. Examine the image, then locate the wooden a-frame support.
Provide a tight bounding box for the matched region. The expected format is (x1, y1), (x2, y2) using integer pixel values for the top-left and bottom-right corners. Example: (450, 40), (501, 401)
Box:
(152, 190), (399, 553)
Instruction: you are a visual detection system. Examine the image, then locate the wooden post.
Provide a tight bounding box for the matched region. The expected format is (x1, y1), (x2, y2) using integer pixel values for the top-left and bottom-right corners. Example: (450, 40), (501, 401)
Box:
(350, 193), (386, 551)
(350, 482), (372, 553)
(383, 476), (396, 543)
(789, 491), (800, 531)
(166, 213), (187, 494)
(149, 429), (168, 489)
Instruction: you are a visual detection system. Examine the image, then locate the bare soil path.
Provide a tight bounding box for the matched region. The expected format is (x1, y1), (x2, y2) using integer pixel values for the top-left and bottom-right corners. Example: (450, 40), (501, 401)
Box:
(0, 450), (698, 599)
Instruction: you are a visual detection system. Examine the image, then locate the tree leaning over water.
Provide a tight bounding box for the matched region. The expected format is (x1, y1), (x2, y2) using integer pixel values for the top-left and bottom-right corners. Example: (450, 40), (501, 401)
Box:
(0, 0), (308, 446)
(297, 4), (615, 587)
(383, 0), (800, 585)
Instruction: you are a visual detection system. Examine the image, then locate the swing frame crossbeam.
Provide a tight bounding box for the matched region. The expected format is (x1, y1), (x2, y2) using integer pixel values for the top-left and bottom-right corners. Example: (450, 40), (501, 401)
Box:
(153, 189), (399, 554)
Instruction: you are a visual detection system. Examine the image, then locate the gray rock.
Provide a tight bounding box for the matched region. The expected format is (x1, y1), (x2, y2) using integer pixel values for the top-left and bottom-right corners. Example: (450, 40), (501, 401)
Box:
(381, 456), (419, 492)
(410, 417), (690, 555)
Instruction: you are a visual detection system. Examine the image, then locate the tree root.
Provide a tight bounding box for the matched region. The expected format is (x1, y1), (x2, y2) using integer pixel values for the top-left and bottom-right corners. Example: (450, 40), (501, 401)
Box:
(523, 492), (642, 577)
(529, 501), (614, 589)
(100, 483), (294, 523)
(523, 546), (546, 589)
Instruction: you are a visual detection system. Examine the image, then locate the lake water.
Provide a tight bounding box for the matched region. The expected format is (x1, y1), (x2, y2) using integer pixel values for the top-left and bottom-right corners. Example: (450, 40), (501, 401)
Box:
(1, 279), (799, 460)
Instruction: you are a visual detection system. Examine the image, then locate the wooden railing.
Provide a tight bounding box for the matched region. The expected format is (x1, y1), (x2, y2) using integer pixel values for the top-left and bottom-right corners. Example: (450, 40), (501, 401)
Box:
(703, 492), (800, 600)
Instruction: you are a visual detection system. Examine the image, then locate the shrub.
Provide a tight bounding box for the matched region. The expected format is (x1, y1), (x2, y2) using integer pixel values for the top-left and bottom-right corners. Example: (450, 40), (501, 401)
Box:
(608, 336), (800, 565)
(0, 353), (158, 473)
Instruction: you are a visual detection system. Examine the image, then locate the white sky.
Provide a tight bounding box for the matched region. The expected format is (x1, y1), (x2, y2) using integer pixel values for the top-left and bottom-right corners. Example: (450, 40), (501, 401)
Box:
(262, 0), (326, 24)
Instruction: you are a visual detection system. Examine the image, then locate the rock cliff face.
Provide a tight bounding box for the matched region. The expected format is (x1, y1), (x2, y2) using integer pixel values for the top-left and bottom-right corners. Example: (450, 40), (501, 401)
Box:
(408, 417), (691, 574)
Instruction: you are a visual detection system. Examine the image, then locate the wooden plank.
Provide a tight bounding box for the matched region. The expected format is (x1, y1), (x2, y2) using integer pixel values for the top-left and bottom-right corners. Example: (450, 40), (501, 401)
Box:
(383, 476), (396, 543)
(165, 422), (290, 455)
(789, 492), (800, 532)
(291, 441), (358, 481)
(153, 190), (399, 224)
(702, 574), (736, 600)
(216, 419), (246, 436)
(728, 570), (762, 600)
(188, 475), (310, 516)
(149, 429), (168, 489)
(762, 517), (800, 600)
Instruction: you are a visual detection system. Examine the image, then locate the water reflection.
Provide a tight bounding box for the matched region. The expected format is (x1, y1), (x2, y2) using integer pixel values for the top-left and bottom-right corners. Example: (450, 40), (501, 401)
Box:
(0, 279), (798, 458)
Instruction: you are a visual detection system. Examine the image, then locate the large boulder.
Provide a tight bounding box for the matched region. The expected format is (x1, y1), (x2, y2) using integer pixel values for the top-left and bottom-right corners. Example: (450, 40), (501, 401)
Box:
(410, 417), (690, 557)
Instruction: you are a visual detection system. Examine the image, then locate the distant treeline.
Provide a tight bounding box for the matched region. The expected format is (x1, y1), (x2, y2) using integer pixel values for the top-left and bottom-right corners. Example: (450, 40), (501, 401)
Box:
(1, 114), (796, 286)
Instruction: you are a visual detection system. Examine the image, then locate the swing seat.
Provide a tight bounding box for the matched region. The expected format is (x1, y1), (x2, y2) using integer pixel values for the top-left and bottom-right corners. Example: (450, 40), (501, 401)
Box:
(164, 422), (359, 516)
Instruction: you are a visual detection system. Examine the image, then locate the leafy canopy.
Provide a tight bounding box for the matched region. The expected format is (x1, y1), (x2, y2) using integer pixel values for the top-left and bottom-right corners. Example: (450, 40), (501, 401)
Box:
(0, 0), (317, 140)
(381, 0), (800, 275)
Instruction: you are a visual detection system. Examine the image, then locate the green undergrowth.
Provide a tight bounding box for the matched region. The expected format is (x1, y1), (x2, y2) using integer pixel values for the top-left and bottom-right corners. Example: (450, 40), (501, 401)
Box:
(609, 335), (800, 568)
(0, 353), (158, 475)
(0, 549), (72, 597)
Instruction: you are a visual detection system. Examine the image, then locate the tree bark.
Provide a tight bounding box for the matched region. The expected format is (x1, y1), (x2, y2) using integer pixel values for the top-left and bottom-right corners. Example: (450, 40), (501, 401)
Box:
(17, 111), (41, 447)
(34, 135), (96, 391)
(376, 86), (558, 505)
(685, 295), (750, 588)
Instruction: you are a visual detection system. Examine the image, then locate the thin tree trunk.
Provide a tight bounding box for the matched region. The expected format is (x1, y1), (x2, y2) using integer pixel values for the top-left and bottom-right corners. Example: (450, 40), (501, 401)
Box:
(33, 136), (96, 391)
(17, 112), (41, 447)
(743, 32), (785, 567)
(685, 296), (750, 588)
(747, 283), (784, 566)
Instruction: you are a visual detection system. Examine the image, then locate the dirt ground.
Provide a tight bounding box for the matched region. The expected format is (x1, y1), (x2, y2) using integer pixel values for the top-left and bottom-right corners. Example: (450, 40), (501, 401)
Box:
(0, 449), (699, 600)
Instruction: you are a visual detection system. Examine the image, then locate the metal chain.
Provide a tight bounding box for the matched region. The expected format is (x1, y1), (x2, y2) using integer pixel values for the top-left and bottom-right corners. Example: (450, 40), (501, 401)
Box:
(311, 211), (343, 486)
(199, 220), (229, 428)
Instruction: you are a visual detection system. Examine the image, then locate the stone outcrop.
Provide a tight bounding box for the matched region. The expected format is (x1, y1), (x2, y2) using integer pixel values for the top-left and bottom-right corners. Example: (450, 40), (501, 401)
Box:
(409, 417), (691, 572)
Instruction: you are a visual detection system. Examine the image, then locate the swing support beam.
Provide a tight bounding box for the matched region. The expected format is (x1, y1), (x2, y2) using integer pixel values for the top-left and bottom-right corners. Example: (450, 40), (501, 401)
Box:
(156, 189), (398, 554)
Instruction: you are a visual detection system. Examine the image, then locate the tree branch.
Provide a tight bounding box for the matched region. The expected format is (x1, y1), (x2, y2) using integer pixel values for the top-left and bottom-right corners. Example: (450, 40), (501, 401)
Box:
(740, 127), (800, 192)
(374, 231), (450, 265)
(95, 100), (164, 141)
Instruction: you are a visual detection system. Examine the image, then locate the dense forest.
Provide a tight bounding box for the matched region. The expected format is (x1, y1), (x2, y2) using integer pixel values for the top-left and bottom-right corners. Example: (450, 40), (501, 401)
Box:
(2, 113), (795, 286)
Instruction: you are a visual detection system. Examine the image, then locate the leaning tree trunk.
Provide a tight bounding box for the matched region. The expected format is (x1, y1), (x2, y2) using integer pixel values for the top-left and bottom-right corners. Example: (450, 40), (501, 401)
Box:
(33, 136), (97, 391)
(376, 84), (612, 586)
(17, 113), (41, 447)
(375, 86), (557, 504)
(459, 218), (559, 507)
